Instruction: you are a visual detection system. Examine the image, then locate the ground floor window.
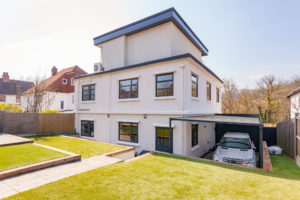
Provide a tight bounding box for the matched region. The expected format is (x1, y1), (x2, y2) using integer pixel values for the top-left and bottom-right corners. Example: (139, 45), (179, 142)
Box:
(192, 124), (198, 147)
(81, 120), (94, 137)
(119, 122), (138, 143)
(156, 127), (170, 146)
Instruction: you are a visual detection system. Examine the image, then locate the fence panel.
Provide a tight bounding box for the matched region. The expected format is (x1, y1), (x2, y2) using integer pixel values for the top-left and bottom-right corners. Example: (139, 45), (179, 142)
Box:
(38, 113), (75, 134)
(277, 119), (296, 159)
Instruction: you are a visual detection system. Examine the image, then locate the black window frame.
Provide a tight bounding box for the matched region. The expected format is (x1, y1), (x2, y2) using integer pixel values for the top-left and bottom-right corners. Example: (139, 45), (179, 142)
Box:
(60, 101), (64, 109)
(119, 78), (138, 99)
(206, 81), (212, 101)
(192, 124), (198, 147)
(155, 73), (174, 97)
(119, 122), (138, 143)
(82, 84), (95, 101)
(191, 74), (198, 98)
(216, 87), (220, 103)
(81, 120), (94, 137)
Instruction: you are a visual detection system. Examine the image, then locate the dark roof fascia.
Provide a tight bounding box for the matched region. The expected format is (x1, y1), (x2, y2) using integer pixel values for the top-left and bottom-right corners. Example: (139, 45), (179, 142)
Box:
(93, 7), (208, 56)
(287, 87), (300, 98)
(74, 53), (223, 83)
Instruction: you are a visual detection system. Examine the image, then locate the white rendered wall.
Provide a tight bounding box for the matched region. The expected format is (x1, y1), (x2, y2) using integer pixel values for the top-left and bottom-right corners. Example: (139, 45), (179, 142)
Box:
(291, 93), (300, 118)
(5, 95), (16, 104)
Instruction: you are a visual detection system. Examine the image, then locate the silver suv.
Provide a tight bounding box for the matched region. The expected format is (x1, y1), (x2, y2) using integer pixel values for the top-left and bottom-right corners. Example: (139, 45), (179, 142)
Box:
(212, 132), (256, 167)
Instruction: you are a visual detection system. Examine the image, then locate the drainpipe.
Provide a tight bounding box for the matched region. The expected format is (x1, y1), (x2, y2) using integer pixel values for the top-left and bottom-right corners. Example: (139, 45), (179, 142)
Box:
(180, 64), (185, 155)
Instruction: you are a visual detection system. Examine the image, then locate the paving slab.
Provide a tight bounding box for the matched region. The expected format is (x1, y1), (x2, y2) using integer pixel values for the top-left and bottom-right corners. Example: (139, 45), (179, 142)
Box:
(0, 155), (122, 199)
(0, 134), (32, 147)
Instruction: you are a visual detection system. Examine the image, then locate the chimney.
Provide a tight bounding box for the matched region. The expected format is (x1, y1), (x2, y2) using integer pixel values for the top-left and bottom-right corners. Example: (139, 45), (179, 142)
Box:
(2, 72), (9, 82)
(51, 66), (58, 76)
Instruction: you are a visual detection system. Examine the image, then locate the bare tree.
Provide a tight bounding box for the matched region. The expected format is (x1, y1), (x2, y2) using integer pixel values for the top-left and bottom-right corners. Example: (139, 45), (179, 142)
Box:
(222, 79), (239, 114)
(22, 76), (54, 113)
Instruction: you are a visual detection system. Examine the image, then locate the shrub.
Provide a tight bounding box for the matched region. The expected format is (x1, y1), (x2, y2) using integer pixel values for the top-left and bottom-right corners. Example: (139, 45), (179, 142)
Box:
(41, 110), (59, 113)
(0, 102), (24, 113)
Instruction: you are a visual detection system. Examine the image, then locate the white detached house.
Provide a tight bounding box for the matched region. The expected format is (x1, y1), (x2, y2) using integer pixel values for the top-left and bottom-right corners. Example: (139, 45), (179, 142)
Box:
(74, 8), (223, 157)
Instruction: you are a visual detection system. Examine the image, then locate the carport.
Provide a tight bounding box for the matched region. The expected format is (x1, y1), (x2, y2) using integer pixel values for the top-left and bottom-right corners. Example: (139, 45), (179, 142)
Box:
(169, 114), (264, 168)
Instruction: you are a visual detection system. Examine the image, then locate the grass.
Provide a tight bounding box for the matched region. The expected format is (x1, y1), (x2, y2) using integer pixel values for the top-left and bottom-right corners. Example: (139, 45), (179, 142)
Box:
(5, 153), (300, 200)
(27, 135), (125, 159)
(0, 143), (67, 172)
(271, 155), (300, 179)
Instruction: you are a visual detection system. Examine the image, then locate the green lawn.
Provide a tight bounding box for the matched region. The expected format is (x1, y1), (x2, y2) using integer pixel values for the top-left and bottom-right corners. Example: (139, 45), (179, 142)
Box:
(5, 153), (300, 200)
(0, 144), (67, 172)
(27, 135), (125, 159)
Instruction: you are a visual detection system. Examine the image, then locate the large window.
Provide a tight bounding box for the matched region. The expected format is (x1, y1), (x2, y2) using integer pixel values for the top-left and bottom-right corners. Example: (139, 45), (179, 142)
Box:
(81, 120), (94, 137)
(82, 84), (95, 101)
(192, 124), (198, 147)
(192, 74), (198, 97)
(119, 78), (138, 99)
(206, 81), (211, 101)
(156, 73), (173, 97)
(156, 127), (170, 146)
(216, 87), (220, 103)
(119, 122), (138, 143)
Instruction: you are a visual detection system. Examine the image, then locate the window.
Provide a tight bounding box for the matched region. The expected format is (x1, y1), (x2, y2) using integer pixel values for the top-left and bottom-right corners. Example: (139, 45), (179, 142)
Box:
(191, 74), (198, 97)
(81, 120), (94, 137)
(62, 78), (67, 84)
(16, 96), (21, 104)
(156, 127), (170, 146)
(72, 95), (74, 104)
(82, 84), (95, 101)
(119, 78), (138, 99)
(192, 124), (198, 147)
(216, 87), (220, 103)
(119, 122), (138, 143)
(71, 78), (74, 85)
(206, 81), (211, 101)
(0, 95), (5, 102)
(156, 73), (173, 97)
(60, 101), (64, 109)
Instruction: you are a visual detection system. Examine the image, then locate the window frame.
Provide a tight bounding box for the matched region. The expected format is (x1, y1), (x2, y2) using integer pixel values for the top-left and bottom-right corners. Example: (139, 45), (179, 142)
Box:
(81, 120), (94, 137)
(216, 87), (220, 103)
(118, 122), (138, 143)
(62, 78), (67, 85)
(119, 78), (138, 99)
(155, 73), (174, 97)
(82, 84), (95, 101)
(71, 78), (74, 85)
(60, 101), (64, 109)
(206, 81), (212, 101)
(191, 74), (198, 98)
(192, 124), (198, 147)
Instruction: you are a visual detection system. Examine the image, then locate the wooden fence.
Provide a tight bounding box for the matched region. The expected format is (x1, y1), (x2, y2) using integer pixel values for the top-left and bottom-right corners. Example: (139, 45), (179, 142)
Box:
(0, 111), (75, 135)
(277, 118), (299, 161)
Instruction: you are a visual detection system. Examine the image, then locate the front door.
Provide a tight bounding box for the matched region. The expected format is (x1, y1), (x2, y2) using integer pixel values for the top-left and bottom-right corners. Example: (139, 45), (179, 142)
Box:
(155, 127), (171, 153)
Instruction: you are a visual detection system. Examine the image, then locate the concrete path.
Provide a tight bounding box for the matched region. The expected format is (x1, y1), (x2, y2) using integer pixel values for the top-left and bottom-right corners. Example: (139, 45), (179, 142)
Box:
(0, 155), (122, 199)
(0, 134), (32, 147)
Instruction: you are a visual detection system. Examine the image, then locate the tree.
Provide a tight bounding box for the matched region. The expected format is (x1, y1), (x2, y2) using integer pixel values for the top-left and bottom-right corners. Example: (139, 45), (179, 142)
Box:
(222, 79), (239, 113)
(22, 76), (55, 113)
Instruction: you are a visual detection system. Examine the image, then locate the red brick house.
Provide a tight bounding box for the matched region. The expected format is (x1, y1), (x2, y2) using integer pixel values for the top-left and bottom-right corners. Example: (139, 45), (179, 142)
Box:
(0, 72), (33, 105)
(23, 66), (87, 112)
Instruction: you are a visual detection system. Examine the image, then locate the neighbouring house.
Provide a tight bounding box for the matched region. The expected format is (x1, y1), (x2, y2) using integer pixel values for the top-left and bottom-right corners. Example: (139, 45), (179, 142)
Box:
(74, 8), (224, 157)
(287, 87), (300, 118)
(0, 72), (33, 105)
(23, 66), (87, 112)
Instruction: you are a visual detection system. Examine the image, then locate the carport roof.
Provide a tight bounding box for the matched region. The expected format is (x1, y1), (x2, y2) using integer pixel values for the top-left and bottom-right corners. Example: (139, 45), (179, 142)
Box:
(170, 114), (262, 126)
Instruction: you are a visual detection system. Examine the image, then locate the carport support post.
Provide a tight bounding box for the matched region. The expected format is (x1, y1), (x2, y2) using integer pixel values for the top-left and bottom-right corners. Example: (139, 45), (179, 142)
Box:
(169, 118), (173, 154)
(259, 125), (263, 168)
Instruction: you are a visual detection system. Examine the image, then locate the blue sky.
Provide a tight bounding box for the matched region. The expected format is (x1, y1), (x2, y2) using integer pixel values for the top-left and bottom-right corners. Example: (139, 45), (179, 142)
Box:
(0, 0), (299, 88)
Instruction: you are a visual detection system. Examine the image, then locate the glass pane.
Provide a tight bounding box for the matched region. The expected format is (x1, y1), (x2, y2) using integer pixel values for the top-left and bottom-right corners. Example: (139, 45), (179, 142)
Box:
(83, 91), (89, 95)
(83, 86), (89, 91)
(192, 88), (197, 97)
(120, 134), (131, 142)
(120, 80), (131, 87)
(90, 85), (95, 89)
(157, 74), (173, 82)
(157, 81), (173, 89)
(132, 79), (138, 85)
(192, 75), (197, 83)
(120, 86), (131, 98)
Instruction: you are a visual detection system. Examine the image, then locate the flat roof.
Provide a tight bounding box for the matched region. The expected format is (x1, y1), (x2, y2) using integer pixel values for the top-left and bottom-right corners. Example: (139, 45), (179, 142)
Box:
(93, 7), (208, 56)
(170, 114), (261, 126)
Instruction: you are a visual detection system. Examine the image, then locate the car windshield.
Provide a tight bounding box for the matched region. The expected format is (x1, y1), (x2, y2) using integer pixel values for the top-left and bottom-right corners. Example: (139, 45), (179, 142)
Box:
(221, 137), (251, 149)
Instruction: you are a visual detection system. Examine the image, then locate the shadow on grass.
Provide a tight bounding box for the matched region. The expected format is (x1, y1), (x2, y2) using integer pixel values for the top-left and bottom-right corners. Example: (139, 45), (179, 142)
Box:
(25, 133), (77, 141)
(152, 152), (300, 181)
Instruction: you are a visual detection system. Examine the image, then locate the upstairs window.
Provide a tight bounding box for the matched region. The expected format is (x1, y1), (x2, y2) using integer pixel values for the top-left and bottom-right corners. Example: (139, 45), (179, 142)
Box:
(62, 78), (67, 84)
(216, 87), (220, 103)
(156, 73), (173, 97)
(206, 81), (211, 101)
(191, 74), (198, 97)
(119, 122), (138, 143)
(82, 84), (95, 101)
(119, 78), (138, 99)
(71, 78), (74, 85)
